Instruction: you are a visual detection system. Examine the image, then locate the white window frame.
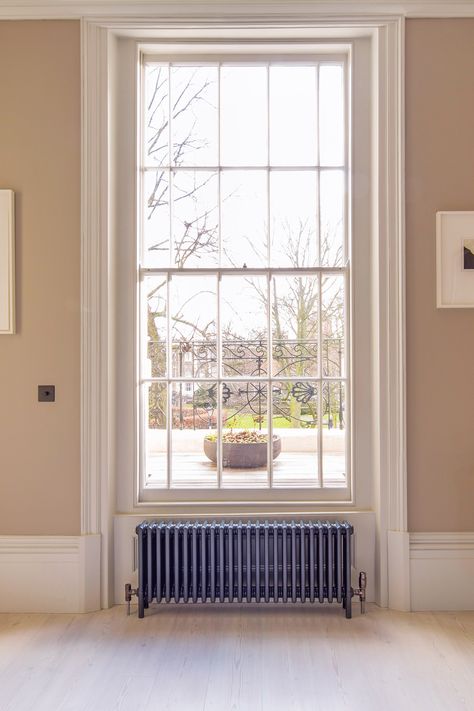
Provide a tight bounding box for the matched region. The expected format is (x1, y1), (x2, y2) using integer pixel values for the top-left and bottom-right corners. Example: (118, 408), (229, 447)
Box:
(137, 51), (352, 503)
(81, 15), (407, 612)
(115, 39), (367, 511)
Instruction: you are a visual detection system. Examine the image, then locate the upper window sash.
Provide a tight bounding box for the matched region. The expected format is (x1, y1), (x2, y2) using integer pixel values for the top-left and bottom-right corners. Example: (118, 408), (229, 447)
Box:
(139, 56), (348, 272)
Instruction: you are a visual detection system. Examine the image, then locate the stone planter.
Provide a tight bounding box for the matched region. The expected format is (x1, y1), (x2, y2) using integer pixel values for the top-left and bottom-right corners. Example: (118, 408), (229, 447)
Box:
(203, 435), (282, 468)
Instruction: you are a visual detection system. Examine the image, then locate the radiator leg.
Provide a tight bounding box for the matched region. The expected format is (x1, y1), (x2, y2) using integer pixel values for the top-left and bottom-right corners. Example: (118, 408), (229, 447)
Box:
(345, 593), (352, 619)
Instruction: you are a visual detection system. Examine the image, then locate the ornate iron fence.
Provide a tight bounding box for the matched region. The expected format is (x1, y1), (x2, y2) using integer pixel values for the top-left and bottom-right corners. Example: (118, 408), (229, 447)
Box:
(152, 338), (344, 431)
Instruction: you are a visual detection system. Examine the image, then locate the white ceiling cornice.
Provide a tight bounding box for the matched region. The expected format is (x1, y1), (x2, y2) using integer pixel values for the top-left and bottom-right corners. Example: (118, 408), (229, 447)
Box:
(1, 0), (474, 20)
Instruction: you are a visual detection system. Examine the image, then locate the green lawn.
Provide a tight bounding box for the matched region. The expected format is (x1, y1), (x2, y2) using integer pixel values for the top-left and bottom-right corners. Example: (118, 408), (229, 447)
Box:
(223, 413), (317, 429)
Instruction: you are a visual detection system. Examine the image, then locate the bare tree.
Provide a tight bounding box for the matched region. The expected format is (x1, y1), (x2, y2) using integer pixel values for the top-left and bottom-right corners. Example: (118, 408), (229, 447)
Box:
(220, 217), (344, 429)
(145, 67), (345, 432)
(145, 68), (220, 427)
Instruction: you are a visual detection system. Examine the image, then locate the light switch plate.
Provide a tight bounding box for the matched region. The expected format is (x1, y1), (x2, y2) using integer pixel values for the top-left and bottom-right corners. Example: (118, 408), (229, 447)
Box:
(38, 385), (55, 402)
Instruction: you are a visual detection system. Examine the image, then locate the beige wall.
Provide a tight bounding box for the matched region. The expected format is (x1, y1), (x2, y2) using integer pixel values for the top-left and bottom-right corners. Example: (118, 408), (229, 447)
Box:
(406, 19), (474, 531)
(0, 19), (472, 536)
(0, 21), (81, 535)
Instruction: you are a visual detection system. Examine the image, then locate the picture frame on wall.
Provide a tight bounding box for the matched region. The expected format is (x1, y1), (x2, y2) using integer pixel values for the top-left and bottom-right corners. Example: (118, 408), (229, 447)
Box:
(0, 189), (15, 334)
(436, 211), (474, 308)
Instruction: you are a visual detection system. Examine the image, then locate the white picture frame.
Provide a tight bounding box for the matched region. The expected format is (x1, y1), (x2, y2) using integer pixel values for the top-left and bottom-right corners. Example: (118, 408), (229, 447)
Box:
(436, 211), (474, 308)
(0, 190), (15, 334)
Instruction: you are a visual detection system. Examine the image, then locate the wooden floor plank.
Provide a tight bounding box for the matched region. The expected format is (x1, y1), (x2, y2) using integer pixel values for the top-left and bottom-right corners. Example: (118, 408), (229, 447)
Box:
(0, 605), (473, 711)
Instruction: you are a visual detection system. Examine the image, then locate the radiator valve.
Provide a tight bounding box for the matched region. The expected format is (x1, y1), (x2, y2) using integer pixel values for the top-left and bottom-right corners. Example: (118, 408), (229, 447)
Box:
(125, 583), (139, 616)
(353, 571), (367, 614)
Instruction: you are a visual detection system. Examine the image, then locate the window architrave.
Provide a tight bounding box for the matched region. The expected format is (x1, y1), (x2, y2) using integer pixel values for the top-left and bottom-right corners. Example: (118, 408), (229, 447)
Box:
(81, 15), (407, 611)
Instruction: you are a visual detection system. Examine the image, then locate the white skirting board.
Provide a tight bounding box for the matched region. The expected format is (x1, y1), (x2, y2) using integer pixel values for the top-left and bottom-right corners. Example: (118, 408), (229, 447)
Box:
(3, 530), (472, 612)
(0, 534), (101, 613)
(410, 533), (474, 611)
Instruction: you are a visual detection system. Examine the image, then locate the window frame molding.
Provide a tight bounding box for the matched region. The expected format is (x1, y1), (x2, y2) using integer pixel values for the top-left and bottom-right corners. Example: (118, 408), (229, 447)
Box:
(2, 1), (474, 19)
(81, 13), (407, 612)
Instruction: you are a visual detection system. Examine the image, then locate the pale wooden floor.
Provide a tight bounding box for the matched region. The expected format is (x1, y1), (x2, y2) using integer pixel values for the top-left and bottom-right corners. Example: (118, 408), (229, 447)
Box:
(0, 604), (473, 711)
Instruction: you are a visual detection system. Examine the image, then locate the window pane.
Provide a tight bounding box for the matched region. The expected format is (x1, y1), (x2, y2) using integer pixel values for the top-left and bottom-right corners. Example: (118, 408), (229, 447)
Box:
(323, 381), (346, 486)
(171, 66), (218, 167)
(221, 170), (267, 268)
(144, 276), (167, 378)
(172, 340), (217, 381)
(144, 64), (169, 167)
(220, 66), (267, 166)
(171, 381), (218, 488)
(140, 58), (349, 496)
(319, 64), (344, 167)
(320, 169), (344, 267)
(221, 276), (268, 377)
(144, 382), (167, 487)
(143, 169), (170, 267)
(171, 276), (217, 378)
(272, 276), (319, 378)
(270, 171), (318, 267)
(221, 382), (269, 488)
(172, 170), (219, 267)
(272, 380), (319, 488)
(321, 274), (345, 377)
(270, 66), (317, 166)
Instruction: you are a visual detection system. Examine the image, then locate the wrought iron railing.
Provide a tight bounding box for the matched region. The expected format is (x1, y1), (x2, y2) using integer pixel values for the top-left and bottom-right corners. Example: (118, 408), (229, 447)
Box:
(157, 338), (344, 431)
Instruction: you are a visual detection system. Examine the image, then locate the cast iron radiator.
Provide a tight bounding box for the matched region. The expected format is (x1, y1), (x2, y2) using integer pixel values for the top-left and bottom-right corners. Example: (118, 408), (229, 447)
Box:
(126, 521), (366, 619)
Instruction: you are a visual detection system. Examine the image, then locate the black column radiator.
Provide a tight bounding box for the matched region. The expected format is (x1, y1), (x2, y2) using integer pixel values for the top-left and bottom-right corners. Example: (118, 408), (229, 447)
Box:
(126, 521), (366, 619)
